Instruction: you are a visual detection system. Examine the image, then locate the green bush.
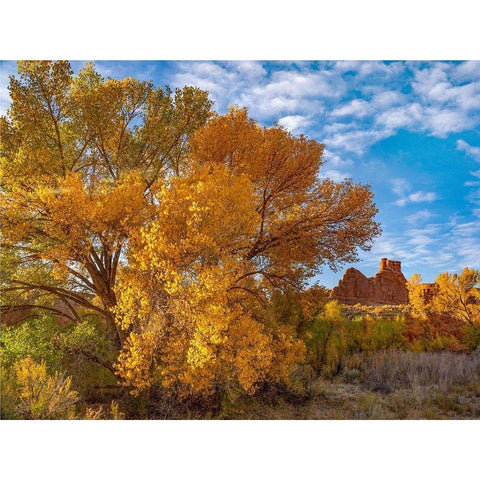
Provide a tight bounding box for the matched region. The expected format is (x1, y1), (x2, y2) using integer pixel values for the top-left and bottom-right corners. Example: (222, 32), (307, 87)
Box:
(303, 302), (408, 375)
(346, 314), (406, 352)
(1, 315), (117, 401)
(53, 318), (113, 364)
(53, 318), (118, 398)
(0, 363), (19, 419)
(462, 324), (480, 352)
(303, 301), (347, 375)
(1, 315), (66, 371)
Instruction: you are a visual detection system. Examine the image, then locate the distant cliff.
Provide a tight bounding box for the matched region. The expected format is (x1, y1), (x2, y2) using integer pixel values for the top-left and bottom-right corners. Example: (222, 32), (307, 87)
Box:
(330, 258), (409, 305)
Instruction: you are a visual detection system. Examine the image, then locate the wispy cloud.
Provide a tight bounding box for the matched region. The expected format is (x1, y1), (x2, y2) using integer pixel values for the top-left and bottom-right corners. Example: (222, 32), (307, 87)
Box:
(395, 191), (437, 206)
(391, 178), (437, 206)
(366, 217), (480, 275)
(391, 178), (411, 197)
(457, 139), (480, 162)
(405, 209), (435, 224)
(278, 115), (312, 133)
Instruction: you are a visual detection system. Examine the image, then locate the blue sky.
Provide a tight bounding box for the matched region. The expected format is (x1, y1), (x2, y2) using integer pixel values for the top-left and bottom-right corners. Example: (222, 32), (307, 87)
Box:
(1, 60), (479, 288)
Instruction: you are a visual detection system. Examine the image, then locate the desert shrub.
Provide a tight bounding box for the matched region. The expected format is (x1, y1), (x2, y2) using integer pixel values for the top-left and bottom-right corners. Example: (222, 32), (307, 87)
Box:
(342, 367), (361, 383)
(462, 324), (480, 352)
(83, 400), (125, 420)
(404, 312), (468, 352)
(0, 363), (19, 419)
(6, 357), (79, 419)
(356, 391), (389, 419)
(54, 318), (113, 362)
(281, 364), (328, 401)
(429, 334), (467, 352)
(303, 302), (409, 375)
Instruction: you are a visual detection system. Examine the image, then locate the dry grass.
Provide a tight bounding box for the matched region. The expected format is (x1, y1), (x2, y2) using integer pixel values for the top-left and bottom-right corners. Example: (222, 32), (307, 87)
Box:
(215, 351), (480, 420)
(357, 350), (480, 393)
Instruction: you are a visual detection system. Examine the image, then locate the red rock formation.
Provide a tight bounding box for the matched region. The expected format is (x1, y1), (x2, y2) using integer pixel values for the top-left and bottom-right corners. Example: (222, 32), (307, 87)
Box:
(330, 258), (409, 305)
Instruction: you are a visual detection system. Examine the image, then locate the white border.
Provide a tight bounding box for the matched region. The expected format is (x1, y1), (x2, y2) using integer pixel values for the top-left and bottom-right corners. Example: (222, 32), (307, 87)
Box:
(1, 0), (479, 60)
(1, 1), (478, 477)
(0, 420), (478, 479)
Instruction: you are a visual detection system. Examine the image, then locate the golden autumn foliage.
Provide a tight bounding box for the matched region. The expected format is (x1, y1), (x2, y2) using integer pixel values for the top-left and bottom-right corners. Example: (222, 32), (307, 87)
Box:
(1, 61), (212, 345)
(2, 62), (381, 402)
(432, 269), (480, 329)
(406, 269), (480, 351)
(190, 108), (380, 277)
(114, 164), (306, 396)
(409, 269), (480, 329)
(114, 108), (380, 397)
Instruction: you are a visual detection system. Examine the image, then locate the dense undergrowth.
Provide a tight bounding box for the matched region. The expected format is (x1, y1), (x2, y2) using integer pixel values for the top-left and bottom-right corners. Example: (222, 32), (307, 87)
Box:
(2, 296), (479, 420)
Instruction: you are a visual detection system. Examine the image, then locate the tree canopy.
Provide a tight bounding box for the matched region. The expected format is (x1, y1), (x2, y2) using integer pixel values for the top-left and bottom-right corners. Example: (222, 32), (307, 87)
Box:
(1, 61), (380, 396)
(1, 60), (212, 346)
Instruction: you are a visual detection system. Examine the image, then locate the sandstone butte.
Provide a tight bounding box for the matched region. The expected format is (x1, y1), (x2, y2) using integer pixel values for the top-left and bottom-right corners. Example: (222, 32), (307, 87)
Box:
(330, 257), (413, 305)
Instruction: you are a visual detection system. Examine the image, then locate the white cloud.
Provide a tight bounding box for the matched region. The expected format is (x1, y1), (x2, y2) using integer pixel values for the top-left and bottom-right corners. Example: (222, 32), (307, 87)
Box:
(331, 99), (371, 118)
(331, 91), (404, 120)
(247, 96), (305, 117)
(63, 61), (480, 161)
(413, 64), (480, 111)
(323, 61), (480, 150)
(332, 61), (404, 79)
(391, 178), (437, 206)
(231, 61), (266, 78)
(391, 178), (411, 196)
(395, 191), (437, 206)
(423, 107), (474, 137)
(171, 61), (239, 111)
(322, 122), (352, 134)
(375, 103), (423, 131)
(321, 169), (351, 183)
(254, 70), (345, 99)
(373, 90), (404, 108)
(405, 209), (434, 224)
(278, 115), (312, 132)
(456, 139), (480, 162)
(453, 61), (480, 81)
(325, 128), (391, 155)
(322, 149), (353, 169)
(364, 215), (480, 275)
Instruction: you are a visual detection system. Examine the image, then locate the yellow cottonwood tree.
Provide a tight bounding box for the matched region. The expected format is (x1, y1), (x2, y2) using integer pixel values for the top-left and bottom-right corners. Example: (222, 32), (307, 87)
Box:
(1, 61), (212, 348)
(409, 269), (479, 329)
(431, 268), (480, 331)
(408, 273), (430, 316)
(114, 164), (305, 396)
(114, 108), (380, 397)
